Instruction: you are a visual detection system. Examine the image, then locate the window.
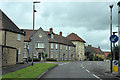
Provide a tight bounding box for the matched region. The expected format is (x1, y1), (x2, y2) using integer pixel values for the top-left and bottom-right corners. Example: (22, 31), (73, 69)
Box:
(60, 45), (62, 49)
(18, 49), (21, 54)
(35, 42), (44, 48)
(56, 53), (57, 58)
(51, 34), (54, 39)
(24, 42), (28, 48)
(51, 43), (53, 49)
(66, 46), (67, 50)
(51, 53), (53, 58)
(17, 34), (21, 40)
(69, 47), (70, 50)
(56, 44), (58, 49)
(23, 53), (27, 58)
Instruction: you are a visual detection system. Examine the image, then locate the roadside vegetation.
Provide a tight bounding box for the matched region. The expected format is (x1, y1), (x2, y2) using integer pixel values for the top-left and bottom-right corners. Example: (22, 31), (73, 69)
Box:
(1, 63), (56, 79)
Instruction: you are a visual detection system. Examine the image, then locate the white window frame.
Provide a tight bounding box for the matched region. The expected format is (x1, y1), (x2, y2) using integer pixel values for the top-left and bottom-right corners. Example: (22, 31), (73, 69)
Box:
(56, 44), (58, 49)
(18, 49), (21, 54)
(60, 45), (62, 49)
(51, 53), (53, 58)
(66, 46), (67, 50)
(17, 34), (21, 40)
(51, 43), (54, 49)
(69, 47), (70, 50)
(35, 42), (45, 48)
(51, 34), (54, 39)
(56, 52), (57, 58)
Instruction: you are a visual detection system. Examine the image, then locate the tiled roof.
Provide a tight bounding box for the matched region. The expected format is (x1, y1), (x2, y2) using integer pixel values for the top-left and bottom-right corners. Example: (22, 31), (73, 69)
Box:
(85, 45), (103, 55)
(67, 33), (86, 43)
(23, 28), (75, 46)
(0, 10), (24, 35)
(23, 29), (37, 42)
(91, 47), (103, 54)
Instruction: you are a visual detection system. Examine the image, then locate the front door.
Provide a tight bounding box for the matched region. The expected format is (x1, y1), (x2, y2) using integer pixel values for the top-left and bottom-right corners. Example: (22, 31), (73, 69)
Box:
(38, 53), (41, 61)
(16, 50), (18, 62)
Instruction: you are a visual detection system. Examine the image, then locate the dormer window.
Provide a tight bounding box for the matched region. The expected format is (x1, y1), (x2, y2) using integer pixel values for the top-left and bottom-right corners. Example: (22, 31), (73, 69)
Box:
(51, 34), (54, 39)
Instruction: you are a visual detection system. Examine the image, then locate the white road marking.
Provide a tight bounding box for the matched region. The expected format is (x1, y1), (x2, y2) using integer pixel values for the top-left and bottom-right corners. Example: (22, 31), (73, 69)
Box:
(92, 74), (102, 80)
(81, 63), (102, 80)
(85, 69), (90, 73)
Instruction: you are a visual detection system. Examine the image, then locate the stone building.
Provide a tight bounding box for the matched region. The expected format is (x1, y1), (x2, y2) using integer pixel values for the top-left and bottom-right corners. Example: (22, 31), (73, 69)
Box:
(0, 10), (25, 66)
(67, 33), (86, 61)
(23, 27), (75, 61)
(85, 45), (104, 60)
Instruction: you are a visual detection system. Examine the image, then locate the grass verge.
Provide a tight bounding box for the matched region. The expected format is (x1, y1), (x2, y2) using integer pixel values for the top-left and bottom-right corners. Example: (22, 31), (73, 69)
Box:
(1, 63), (56, 79)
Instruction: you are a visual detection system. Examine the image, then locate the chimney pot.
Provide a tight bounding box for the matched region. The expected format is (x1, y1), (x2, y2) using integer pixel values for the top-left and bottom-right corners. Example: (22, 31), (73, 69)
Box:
(49, 28), (53, 32)
(88, 45), (92, 47)
(59, 32), (62, 36)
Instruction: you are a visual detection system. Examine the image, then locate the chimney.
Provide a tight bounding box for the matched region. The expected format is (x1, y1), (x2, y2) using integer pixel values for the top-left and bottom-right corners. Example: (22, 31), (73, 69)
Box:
(59, 32), (62, 36)
(88, 45), (92, 47)
(49, 28), (53, 32)
(98, 46), (100, 49)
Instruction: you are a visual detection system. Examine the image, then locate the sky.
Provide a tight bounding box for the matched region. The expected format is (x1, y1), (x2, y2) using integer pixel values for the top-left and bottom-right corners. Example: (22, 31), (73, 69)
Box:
(0, 0), (119, 51)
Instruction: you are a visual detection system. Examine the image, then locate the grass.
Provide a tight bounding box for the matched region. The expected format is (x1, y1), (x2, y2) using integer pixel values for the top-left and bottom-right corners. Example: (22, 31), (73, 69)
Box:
(1, 63), (56, 79)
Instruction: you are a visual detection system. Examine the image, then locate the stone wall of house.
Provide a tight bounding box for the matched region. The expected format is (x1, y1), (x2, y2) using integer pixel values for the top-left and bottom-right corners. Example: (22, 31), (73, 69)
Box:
(5, 31), (24, 62)
(2, 47), (17, 66)
(72, 41), (86, 61)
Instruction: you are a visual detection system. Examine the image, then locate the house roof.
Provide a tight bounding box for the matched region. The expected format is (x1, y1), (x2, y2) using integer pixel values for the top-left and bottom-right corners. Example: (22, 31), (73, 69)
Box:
(23, 29), (37, 42)
(85, 45), (103, 55)
(23, 28), (75, 46)
(67, 33), (86, 43)
(0, 10), (24, 35)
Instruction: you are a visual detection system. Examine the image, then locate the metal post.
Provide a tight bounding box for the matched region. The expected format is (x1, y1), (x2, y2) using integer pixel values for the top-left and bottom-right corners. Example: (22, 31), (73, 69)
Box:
(32, 1), (40, 66)
(109, 5), (113, 73)
(117, 1), (120, 63)
(113, 32), (117, 60)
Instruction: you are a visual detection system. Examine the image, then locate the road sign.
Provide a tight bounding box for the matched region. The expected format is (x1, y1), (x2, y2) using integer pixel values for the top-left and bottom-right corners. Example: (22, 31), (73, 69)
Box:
(110, 35), (119, 43)
(114, 61), (118, 66)
(27, 49), (29, 52)
(113, 60), (118, 72)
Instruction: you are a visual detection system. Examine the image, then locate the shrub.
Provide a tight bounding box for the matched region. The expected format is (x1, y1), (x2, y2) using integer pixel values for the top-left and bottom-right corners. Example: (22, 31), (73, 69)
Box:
(46, 58), (57, 61)
(28, 58), (40, 62)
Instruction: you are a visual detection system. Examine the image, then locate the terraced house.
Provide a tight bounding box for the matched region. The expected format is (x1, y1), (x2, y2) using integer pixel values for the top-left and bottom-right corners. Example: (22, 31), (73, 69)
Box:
(23, 27), (75, 61)
(0, 10), (25, 66)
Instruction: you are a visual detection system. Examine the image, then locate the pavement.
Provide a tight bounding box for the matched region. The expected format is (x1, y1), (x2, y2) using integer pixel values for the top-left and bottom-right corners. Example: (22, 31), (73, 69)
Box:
(2, 62), (32, 75)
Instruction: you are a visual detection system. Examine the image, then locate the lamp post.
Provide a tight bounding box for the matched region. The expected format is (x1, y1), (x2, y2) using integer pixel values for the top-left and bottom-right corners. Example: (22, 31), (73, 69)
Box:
(32, 1), (40, 66)
(109, 4), (113, 73)
(117, 1), (120, 61)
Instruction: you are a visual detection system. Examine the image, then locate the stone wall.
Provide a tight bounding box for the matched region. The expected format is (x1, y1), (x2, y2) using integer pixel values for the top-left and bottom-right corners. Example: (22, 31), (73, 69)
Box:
(2, 46), (17, 66)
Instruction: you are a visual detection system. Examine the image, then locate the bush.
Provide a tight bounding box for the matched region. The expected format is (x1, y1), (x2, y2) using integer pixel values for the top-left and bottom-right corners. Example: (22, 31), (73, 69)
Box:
(28, 58), (40, 62)
(46, 58), (57, 61)
(99, 57), (104, 61)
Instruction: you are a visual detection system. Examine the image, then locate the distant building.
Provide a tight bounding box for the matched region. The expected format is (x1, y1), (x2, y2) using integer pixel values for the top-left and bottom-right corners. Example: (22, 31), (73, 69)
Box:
(85, 45), (104, 60)
(103, 51), (110, 58)
(23, 27), (75, 61)
(67, 33), (86, 61)
(0, 10), (25, 66)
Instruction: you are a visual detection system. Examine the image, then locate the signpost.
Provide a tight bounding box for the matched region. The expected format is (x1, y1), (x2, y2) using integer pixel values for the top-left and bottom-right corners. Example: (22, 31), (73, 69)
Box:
(110, 35), (119, 43)
(113, 60), (118, 73)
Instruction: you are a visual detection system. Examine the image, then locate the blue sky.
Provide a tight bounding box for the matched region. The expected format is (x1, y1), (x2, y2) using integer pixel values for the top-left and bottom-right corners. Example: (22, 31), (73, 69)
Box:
(0, 0), (119, 51)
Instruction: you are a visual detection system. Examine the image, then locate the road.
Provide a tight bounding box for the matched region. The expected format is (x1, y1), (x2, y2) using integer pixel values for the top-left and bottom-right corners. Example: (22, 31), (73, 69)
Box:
(40, 61), (119, 80)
